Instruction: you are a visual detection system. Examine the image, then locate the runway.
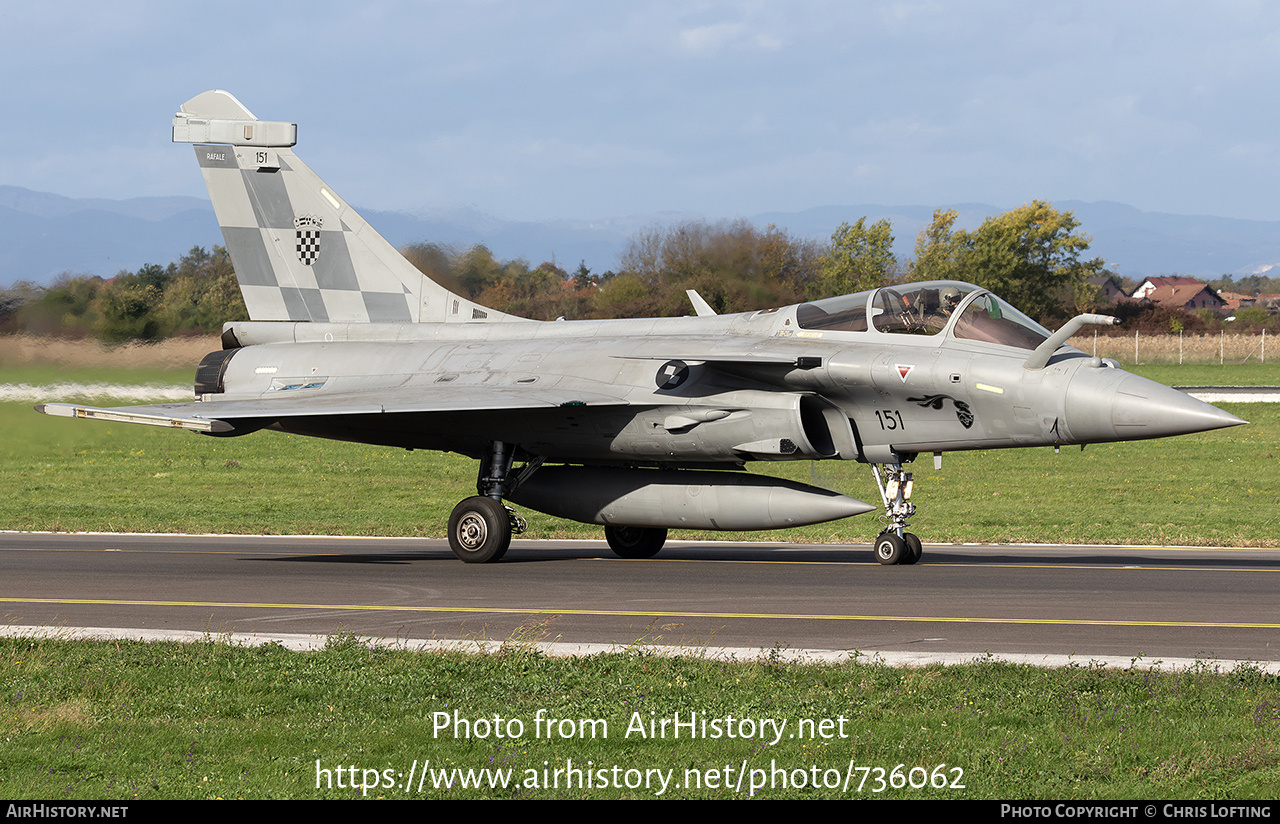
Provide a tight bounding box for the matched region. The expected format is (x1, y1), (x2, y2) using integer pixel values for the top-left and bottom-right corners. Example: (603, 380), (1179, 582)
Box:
(2, 532), (1278, 665)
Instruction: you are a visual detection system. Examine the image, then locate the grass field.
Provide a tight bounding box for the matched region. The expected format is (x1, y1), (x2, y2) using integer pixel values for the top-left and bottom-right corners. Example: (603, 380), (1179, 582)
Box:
(2, 635), (1277, 799)
(1128, 363), (1280, 387)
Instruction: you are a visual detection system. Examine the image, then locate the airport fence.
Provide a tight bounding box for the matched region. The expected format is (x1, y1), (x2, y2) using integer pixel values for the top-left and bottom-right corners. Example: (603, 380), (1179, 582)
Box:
(1069, 330), (1269, 365)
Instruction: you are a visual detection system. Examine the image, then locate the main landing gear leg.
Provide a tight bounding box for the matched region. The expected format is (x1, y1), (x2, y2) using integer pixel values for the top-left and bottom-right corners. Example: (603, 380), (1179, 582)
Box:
(447, 441), (530, 564)
(871, 463), (922, 566)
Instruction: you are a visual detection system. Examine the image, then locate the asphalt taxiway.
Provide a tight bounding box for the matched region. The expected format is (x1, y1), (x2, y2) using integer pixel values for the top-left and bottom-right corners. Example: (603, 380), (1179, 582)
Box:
(2, 532), (1277, 665)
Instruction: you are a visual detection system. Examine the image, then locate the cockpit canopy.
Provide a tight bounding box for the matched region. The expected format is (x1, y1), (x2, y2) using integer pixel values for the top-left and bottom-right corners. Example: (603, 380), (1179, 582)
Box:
(794, 280), (1051, 351)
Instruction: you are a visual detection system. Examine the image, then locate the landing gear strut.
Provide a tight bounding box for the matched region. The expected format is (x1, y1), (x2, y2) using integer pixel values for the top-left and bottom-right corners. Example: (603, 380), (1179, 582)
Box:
(871, 462), (922, 565)
(446, 441), (533, 564)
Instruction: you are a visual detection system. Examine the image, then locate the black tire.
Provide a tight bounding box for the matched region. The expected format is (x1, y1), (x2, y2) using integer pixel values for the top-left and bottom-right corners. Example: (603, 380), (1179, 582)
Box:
(874, 532), (906, 565)
(902, 532), (923, 565)
(447, 497), (511, 563)
(604, 525), (667, 559)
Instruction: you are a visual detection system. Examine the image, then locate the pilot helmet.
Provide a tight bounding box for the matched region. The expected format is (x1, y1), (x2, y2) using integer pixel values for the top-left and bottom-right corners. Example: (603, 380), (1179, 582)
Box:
(941, 286), (961, 309)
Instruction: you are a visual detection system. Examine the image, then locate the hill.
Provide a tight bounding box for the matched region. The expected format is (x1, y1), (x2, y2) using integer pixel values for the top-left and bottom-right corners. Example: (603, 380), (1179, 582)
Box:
(3, 184), (1279, 287)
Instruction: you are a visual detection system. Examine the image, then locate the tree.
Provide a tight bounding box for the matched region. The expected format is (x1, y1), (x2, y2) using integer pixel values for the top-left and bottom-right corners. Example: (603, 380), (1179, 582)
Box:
(908, 202), (1104, 321)
(594, 272), (651, 317)
(907, 209), (964, 283)
(611, 219), (818, 317)
(0, 281), (42, 334)
(157, 245), (247, 333)
(964, 201), (1104, 320)
(93, 274), (163, 342)
(15, 273), (103, 337)
(1210, 273), (1280, 295)
(402, 242), (467, 296)
(1067, 277), (1105, 317)
(759, 224), (822, 297)
(817, 217), (897, 298)
(474, 260), (574, 320)
(455, 245), (504, 298)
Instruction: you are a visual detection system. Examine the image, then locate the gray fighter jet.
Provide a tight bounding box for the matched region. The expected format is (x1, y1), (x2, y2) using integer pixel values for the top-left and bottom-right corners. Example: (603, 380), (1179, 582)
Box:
(37, 91), (1246, 565)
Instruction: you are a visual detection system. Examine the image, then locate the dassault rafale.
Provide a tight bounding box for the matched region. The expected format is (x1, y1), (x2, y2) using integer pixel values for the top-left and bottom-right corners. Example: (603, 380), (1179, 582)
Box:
(37, 91), (1246, 564)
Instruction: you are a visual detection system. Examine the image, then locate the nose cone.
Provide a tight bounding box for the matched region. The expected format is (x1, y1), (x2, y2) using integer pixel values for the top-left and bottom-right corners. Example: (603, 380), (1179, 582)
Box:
(1111, 375), (1246, 438)
(1066, 370), (1246, 443)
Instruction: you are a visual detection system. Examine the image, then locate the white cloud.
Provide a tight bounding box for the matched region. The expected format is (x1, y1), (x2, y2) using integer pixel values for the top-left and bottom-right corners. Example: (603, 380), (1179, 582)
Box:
(677, 21), (782, 54)
(679, 22), (747, 53)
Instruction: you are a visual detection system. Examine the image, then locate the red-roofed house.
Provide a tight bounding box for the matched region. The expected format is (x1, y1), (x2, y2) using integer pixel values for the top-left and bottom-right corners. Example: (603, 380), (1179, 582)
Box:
(1130, 276), (1203, 300)
(1217, 291), (1257, 312)
(1140, 283), (1226, 312)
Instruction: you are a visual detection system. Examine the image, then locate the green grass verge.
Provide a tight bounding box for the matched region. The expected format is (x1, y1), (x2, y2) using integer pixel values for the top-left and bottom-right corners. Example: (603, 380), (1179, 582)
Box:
(2, 636), (1277, 799)
(0, 365), (195, 388)
(1126, 363), (1280, 387)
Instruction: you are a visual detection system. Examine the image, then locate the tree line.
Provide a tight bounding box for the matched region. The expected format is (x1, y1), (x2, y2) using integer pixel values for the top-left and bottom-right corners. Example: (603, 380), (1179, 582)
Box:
(1, 246), (247, 341)
(5, 200), (1266, 342)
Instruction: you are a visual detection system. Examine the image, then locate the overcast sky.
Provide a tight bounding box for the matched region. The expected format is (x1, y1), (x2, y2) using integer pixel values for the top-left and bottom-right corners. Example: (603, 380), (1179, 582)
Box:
(4, 1), (1280, 224)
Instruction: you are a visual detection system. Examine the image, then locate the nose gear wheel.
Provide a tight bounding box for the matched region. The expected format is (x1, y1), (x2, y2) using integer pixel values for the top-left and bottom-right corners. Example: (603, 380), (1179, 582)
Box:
(871, 462), (923, 565)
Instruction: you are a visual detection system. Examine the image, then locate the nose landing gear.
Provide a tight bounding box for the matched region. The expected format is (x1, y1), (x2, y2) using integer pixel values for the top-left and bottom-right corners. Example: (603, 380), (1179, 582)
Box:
(871, 463), (922, 565)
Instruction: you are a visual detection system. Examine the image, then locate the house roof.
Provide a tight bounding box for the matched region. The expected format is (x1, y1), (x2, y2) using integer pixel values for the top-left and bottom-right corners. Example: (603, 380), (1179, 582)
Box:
(1085, 275), (1125, 302)
(1132, 276), (1204, 299)
(1217, 291), (1256, 311)
(1142, 283), (1225, 309)
(1142, 276), (1202, 287)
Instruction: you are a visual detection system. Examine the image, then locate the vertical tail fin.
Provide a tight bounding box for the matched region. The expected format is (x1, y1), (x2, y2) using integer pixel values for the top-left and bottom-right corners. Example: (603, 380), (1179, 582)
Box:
(172, 90), (522, 324)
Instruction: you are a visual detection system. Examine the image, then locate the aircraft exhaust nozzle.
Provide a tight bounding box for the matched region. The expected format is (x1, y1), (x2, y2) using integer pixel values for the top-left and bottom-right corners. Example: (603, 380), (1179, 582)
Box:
(507, 467), (874, 530)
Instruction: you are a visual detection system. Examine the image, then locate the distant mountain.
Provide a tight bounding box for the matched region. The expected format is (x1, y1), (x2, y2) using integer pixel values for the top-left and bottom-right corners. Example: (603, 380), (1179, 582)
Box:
(0, 184), (665, 285)
(2, 183), (1278, 287)
(0, 186), (222, 285)
(1062, 201), (1280, 279)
